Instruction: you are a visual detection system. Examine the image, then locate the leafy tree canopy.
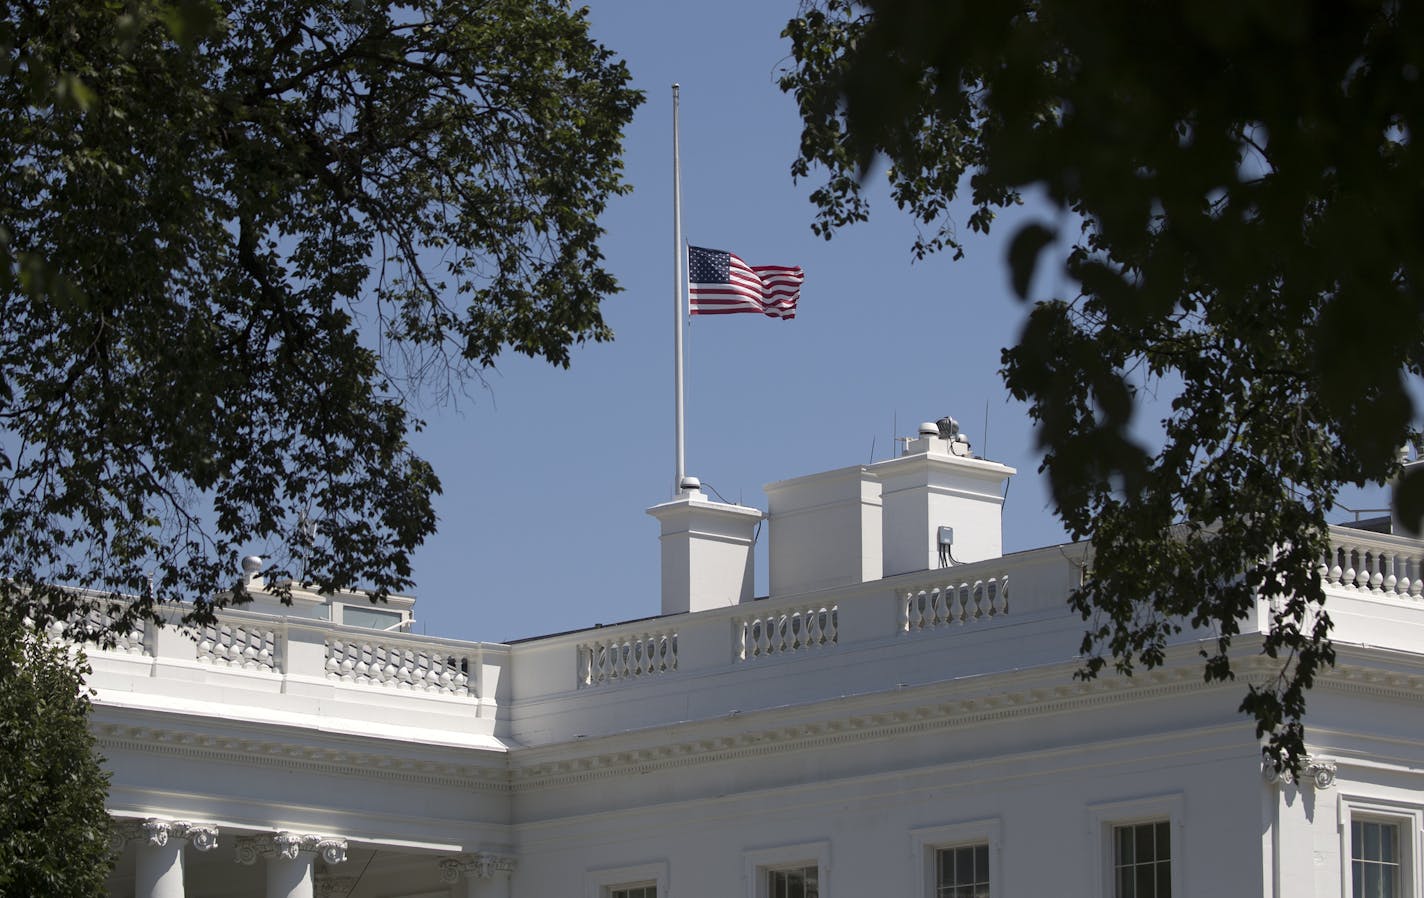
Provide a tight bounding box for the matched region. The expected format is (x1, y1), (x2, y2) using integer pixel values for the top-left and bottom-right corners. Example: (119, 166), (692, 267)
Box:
(782, 0), (1424, 769)
(0, 0), (642, 638)
(0, 610), (113, 897)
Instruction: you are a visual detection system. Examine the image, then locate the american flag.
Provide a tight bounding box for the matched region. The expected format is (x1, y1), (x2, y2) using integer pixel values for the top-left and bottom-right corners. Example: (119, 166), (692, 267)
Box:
(688, 246), (803, 319)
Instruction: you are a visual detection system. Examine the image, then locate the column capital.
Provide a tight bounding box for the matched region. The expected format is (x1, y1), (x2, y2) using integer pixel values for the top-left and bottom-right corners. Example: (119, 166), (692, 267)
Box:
(439, 852), (518, 883)
(234, 832), (349, 866)
(1262, 754), (1338, 789)
(116, 818), (220, 851)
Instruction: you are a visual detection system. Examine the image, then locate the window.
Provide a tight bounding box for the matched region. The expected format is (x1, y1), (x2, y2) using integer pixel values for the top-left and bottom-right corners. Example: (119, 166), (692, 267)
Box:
(912, 817), (1000, 898)
(743, 841), (830, 898)
(1111, 821), (1171, 898)
(340, 604), (403, 630)
(1088, 793), (1183, 898)
(1353, 819), (1401, 898)
(1340, 797), (1420, 898)
(585, 861), (668, 898)
(935, 842), (990, 898)
(767, 865), (818, 898)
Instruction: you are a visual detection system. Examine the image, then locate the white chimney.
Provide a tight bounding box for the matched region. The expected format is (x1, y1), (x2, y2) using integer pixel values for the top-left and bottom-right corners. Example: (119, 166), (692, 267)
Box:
(646, 486), (762, 615)
(765, 465), (882, 596)
(872, 422), (1015, 576)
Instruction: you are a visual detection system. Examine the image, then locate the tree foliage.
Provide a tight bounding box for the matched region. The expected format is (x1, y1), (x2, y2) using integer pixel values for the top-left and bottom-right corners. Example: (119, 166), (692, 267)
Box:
(782, 0), (1424, 769)
(0, 610), (114, 897)
(0, 0), (642, 638)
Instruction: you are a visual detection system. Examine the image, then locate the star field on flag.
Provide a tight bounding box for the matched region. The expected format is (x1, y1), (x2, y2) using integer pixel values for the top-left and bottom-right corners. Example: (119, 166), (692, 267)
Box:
(688, 246), (803, 319)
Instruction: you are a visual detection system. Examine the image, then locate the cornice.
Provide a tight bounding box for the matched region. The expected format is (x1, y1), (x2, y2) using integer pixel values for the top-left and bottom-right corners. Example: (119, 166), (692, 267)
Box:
(92, 722), (513, 793)
(93, 646), (1424, 797)
(510, 663), (1230, 790)
(1314, 662), (1424, 703)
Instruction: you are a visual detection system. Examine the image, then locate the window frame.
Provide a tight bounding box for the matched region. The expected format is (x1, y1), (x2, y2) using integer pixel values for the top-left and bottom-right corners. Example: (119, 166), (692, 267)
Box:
(1087, 793), (1184, 898)
(743, 840), (831, 898)
(910, 817), (1002, 898)
(584, 861), (669, 898)
(1338, 794), (1422, 898)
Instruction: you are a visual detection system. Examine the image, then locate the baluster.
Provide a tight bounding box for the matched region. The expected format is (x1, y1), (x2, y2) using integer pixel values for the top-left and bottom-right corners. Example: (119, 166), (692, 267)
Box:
(949, 584), (964, 624)
(1343, 549), (1358, 590)
(1381, 551), (1398, 595)
(900, 592), (912, 631)
(1327, 547), (1343, 588)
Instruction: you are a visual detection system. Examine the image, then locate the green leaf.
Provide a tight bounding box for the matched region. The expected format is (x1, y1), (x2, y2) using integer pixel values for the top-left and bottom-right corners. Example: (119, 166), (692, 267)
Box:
(1006, 222), (1056, 300)
(1392, 466), (1424, 537)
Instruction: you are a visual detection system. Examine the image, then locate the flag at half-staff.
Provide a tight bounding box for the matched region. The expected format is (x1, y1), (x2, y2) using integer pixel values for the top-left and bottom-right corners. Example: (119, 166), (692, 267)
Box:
(688, 246), (804, 319)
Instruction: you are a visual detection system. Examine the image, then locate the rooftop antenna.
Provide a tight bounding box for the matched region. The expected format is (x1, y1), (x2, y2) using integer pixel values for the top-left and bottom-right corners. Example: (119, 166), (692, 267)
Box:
(982, 400), (990, 459)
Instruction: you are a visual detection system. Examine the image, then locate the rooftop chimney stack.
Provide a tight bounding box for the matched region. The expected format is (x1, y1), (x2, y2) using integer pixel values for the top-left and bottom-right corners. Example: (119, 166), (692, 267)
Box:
(647, 483), (761, 615)
(872, 420), (1015, 577)
(765, 465), (882, 596)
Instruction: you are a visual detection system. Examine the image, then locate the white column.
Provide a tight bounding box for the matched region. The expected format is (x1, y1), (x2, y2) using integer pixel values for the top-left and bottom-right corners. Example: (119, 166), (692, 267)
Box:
(235, 832), (348, 898)
(126, 818), (219, 898)
(440, 853), (517, 898)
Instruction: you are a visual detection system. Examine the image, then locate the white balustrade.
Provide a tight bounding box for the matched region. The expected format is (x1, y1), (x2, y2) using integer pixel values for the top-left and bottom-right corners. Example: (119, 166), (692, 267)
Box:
(106, 620), (148, 655)
(49, 602), (149, 656)
(577, 629), (678, 687)
(196, 621), (277, 671)
(1323, 533), (1424, 601)
(324, 636), (475, 696)
(902, 571), (1010, 631)
(737, 603), (838, 661)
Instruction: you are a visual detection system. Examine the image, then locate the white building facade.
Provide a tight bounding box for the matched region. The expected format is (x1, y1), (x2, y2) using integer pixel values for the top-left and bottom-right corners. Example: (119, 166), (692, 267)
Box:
(93, 425), (1424, 898)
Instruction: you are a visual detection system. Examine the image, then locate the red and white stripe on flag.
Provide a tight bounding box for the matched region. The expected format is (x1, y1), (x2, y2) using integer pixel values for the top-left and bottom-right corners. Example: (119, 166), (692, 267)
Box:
(688, 245), (803, 319)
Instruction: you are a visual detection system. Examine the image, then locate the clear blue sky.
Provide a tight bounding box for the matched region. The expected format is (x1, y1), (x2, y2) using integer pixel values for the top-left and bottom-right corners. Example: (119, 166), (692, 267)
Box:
(399, 0), (1391, 644)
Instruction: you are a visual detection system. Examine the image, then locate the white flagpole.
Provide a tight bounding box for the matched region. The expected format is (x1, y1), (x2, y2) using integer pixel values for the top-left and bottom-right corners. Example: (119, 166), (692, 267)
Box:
(672, 83), (687, 496)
